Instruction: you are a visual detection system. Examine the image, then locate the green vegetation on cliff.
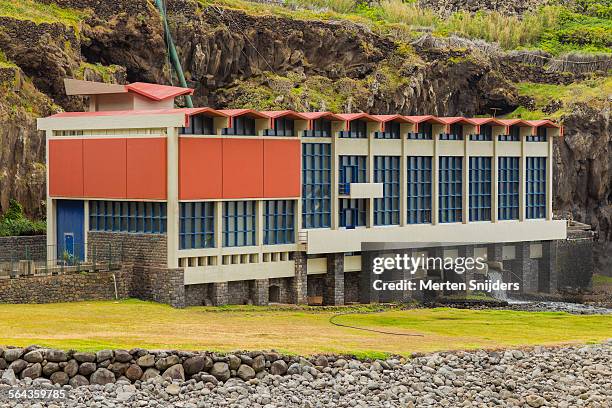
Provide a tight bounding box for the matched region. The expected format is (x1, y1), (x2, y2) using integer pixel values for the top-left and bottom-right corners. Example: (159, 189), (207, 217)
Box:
(0, 200), (45, 237)
(0, 0), (86, 30)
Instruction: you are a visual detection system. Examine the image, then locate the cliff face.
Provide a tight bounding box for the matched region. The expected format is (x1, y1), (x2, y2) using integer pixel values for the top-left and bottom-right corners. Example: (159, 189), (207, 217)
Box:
(0, 0), (610, 273)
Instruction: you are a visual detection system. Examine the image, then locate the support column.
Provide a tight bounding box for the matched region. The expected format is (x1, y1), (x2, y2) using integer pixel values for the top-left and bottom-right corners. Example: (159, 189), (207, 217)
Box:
(541, 240), (558, 294)
(252, 279), (269, 306)
(360, 250), (380, 304)
(517, 242), (537, 294)
(293, 251), (308, 304)
(211, 282), (229, 306)
(324, 253), (344, 305)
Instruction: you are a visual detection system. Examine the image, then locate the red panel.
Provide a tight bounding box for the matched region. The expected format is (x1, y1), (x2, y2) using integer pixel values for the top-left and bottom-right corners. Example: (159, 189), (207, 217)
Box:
(127, 138), (167, 199)
(264, 140), (301, 198)
(179, 138), (223, 199)
(48, 139), (84, 197)
(222, 138), (263, 198)
(83, 139), (127, 198)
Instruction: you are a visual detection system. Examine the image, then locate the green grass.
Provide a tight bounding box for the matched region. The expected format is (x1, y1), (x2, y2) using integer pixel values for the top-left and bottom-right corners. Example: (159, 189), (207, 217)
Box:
(593, 274), (612, 285)
(0, 0), (87, 31)
(0, 299), (610, 357)
(75, 62), (122, 83)
(0, 50), (16, 68)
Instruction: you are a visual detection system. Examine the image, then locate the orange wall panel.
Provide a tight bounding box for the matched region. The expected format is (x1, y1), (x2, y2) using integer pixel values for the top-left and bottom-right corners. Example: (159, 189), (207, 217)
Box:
(127, 138), (167, 199)
(179, 138), (223, 199)
(48, 139), (84, 197)
(222, 138), (264, 198)
(83, 139), (127, 198)
(263, 139), (301, 198)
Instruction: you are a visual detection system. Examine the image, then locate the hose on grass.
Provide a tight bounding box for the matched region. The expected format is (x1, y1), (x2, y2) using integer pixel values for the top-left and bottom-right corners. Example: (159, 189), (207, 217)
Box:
(328, 311), (424, 337)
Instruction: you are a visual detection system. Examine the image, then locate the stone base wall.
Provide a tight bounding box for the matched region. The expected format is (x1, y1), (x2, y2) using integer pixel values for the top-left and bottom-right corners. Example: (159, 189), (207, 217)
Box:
(556, 238), (594, 291)
(87, 232), (167, 267)
(130, 266), (185, 308)
(0, 235), (46, 261)
(344, 272), (360, 303)
(307, 275), (324, 298)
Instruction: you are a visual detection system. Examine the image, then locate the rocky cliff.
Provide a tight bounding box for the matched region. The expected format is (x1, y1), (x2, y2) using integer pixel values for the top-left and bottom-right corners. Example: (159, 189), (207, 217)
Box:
(0, 0), (609, 272)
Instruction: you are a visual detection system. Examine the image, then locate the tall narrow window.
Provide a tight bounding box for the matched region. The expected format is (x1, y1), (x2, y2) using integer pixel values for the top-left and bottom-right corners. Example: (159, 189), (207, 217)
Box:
(526, 157), (547, 219)
(264, 200), (295, 244)
(470, 124), (492, 141)
(339, 199), (366, 228)
(223, 201), (256, 247)
(304, 118), (332, 137)
(180, 202), (215, 249)
(180, 114), (214, 135)
(527, 127), (548, 142)
(339, 155), (367, 227)
(407, 156), (432, 224)
(441, 123), (463, 140)
(340, 120), (368, 138)
(499, 125), (521, 141)
(408, 122), (432, 140)
(439, 156), (463, 223)
(469, 157), (492, 221)
(222, 116), (256, 135)
(498, 157), (520, 220)
(264, 117), (294, 136)
(302, 143), (331, 228)
(374, 156), (400, 225)
(374, 121), (401, 139)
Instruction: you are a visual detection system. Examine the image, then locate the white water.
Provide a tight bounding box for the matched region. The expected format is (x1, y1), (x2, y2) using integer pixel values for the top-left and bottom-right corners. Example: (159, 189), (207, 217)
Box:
(486, 270), (529, 304)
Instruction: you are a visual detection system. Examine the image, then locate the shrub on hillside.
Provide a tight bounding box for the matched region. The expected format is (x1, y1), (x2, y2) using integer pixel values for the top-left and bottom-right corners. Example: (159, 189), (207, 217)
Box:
(0, 200), (46, 237)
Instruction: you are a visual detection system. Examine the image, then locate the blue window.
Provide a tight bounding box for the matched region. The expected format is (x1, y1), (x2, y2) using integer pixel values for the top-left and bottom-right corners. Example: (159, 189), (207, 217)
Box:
(408, 122), (432, 140)
(470, 124), (492, 141)
(407, 156), (432, 224)
(526, 157), (547, 219)
(223, 201), (256, 247)
(339, 199), (366, 228)
(527, 127), (547, 142)
(263, 117), (294, 136)
(499, 125), (520, 141)
(304, 118), (332, 137)
(440, 123), (463, 140)
(264, 200), (295, 244)
(339, 155), (367, 194)
(180, 202), (215, 249)
(374, 156), (400, 225)
(180, 114), (214, 135)
(339, 120), (368, 138)
(222, 116), (256, 135)
(302, 143), (331, 228)
(89, 201), (167, 234)
(469, 157), (492, 221)
(374, 121), (401, 139)
(498, 157), (520, 220)
(439, 156), (463, 223)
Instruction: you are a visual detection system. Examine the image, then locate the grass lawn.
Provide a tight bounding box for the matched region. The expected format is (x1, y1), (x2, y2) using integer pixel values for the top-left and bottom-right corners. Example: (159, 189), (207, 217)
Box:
(0, 300), (610, 358)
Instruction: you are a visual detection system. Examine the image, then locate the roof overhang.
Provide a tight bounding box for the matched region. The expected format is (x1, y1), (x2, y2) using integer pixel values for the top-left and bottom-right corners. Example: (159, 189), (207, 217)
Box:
(299, 111), (344, 121)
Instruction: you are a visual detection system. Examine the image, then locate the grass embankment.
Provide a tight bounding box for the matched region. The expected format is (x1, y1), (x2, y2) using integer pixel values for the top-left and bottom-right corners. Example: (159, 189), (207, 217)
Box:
(0, 0), (86, 31)
(0, 300), (610, 358)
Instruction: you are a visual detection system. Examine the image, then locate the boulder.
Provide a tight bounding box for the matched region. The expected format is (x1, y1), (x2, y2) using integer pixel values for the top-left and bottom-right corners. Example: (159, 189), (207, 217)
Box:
(69, 374), (89, 387)
(90, 368), (116, 385)
(252, 355), (266, 372)
(228, 354), (241, 370)
(3, 348), (23, 362)
(0, 358), (7, 370)
(73, 352), (96, 363)
(183, 355), (208, 376)
(200, 374), (218, 385)
(109, 362), (130, 377)
(21, 363), (42, 379)
(78, 362), (97, 376)
(210, 362), (230, 382)
(114, 350), (132, 363)
(136, 354), (155, 368)
(156, 355), (180, 371)
(46, 349), (67, 363)
(2, 368), (17, 386)
(64, 359), (78, 377)
(125, 364), (143, 381)
(8, 359), (28, 374)
(23, 351), (43, 364)
(270, 360), (288, 376)
(287, 363), (301, 375)
(314, 355), (329, 367)
(237, 364), (256, 381)
(166, 383), (181, 396)
(141, 367), (161, 382)
(42, 362), (60, 376)
(162, 364), (185, 382)
(96, 350), (113, 362)
(50, 371), (69, 386)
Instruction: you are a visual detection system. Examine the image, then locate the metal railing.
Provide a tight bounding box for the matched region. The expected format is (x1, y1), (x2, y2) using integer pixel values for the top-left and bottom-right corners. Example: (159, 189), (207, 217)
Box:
(0, 243), (124, 279)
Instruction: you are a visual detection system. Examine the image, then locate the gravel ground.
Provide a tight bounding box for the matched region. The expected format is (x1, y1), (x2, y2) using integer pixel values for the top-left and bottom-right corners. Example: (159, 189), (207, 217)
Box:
(1, 342), (610, 408)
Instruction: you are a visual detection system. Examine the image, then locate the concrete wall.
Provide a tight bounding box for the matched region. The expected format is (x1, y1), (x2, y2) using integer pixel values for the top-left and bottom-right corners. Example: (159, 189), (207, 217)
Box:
(0, 235), (46, 261)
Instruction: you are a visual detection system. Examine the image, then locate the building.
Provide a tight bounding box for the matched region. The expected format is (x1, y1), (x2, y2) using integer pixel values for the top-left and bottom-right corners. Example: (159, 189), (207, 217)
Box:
(37, 79), (567, 306)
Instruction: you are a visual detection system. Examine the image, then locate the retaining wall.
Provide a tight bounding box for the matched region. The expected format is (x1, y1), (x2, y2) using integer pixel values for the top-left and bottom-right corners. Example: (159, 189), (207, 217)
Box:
(0, 235), (46, 261)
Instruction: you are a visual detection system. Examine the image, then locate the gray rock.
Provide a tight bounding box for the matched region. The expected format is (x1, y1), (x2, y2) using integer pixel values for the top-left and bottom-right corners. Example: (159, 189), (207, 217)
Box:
(96, 349), (113, 362)
(50, 371), (69, 386)
(252, 355), (266, 372)
(90, 368), (116, 385)
(42, 362), (60, 376)
(73, 352), (96, 363)
(3, 348), (23, 362)
(210, 362), (230, 381)
(46, 349), (67, 363)
(314, 355), (329, 367)
(166, 383), (181, 396)
(79, 362), (97, 376)
(237, 364), (256, 381)
(125, 364), (143, 381)
(228, 354), (241, 370)
(156, 355), (180, 371)
(183, 355), (207, 376)
(21, 363), (42, 379)
(162, 364), (185, 382)
(1, 368), (17, 385)
(23, 351), (43, 363)
(9, 359), (28, 374)
(0, 358), (6, 370)
(117, 391), (135, 402)
(270, 360), (288, 376)
(287, 363), (301, 375)
(200, 374), (219, 385)
(69, 374), (89, 387)
(141, 367), (161, 382)
(136, 354), (155, 368)
(64, 359), (78, 377)
(109, 362), (130, 377)
(526, 395), (546, 407)
(114, 350), (132, 363)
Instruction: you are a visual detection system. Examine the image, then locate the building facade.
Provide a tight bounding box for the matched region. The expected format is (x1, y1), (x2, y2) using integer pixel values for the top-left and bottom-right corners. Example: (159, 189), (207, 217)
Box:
(38, 79), (567, 306)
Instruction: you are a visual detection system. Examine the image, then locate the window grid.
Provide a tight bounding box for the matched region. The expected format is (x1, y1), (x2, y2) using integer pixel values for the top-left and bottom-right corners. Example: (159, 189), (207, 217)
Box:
(264, 200), (295, 245)
(339, 199), (367, 228)
(374, 121), (400, 139)
(302, 143), (331, 228)
(526, 157), (547, 219)
(180, 202), (214, 249)
(303, 118), (331, 137)
(407, 156), (432, 224)
(374, 156), (400, 225)
(339, 155), (367, 194)
(407, 122), (432, 140)
(470, 124), (492, 141)
(439, 156), (463, 223)
(499, 125), (520, 141)
(222, 116), (256, 136)
(263, 117), (294, 136)
(440, 123), (464, 140)
(498, 157), (520, 220)
(469, 157), (492, 221)
(339, 120), (368, 138)
(223, 201), (256, 247)
(89, 201), (166, 234)
(527, 127), (548, 142)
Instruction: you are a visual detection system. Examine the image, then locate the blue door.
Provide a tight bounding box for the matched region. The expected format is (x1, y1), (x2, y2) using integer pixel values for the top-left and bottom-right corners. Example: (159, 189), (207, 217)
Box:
(56, 200), (84, 262)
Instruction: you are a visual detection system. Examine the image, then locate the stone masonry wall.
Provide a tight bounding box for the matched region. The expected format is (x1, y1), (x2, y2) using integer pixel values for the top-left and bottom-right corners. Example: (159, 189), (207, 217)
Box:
(0, 235), (46, 261)
(87, 232), (167, 267)
(130, 267), (185, 308)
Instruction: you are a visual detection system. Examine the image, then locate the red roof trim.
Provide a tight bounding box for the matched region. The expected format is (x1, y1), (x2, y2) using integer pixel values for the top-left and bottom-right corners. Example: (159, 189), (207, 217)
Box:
(125, 82), (194, 101)
(260, 110), (308, 120)
(335, 113), (382, 122)
(299, 111), (344, 121)
(217, 109), (269, 120)
(403, 115), (445, 125)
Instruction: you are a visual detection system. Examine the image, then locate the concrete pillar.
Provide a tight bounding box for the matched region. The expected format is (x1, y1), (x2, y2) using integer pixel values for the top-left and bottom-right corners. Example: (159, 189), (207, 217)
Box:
(541, 240), (558, 293)
(211, 282), (229, 306)
(324, 253), (344, 305)
(516, 242), (538, 294)
(252, 279), (269, 306)
(293, 251), (308, 304)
